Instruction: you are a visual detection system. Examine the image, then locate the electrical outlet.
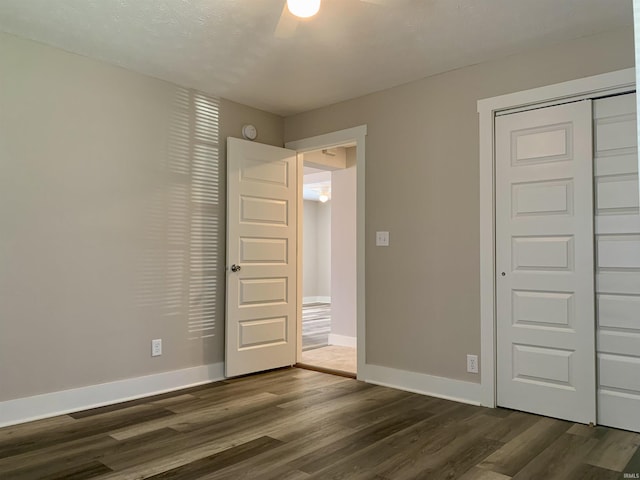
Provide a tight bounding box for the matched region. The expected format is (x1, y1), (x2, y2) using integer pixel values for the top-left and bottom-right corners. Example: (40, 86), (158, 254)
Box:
(151, 339), (162, 357)
(467, 354), (478, 374)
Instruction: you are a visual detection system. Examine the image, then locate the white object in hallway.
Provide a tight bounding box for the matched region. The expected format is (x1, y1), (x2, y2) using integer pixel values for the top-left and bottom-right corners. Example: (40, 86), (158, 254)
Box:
(226, 137), (298, 377)
(495, 101), (596, 424)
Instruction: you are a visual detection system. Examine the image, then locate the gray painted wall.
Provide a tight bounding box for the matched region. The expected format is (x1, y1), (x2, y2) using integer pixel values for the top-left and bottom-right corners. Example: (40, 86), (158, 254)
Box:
(0, 32), (284, 402)
(285, 28), (635, 383)
(0, 26), (634, 403)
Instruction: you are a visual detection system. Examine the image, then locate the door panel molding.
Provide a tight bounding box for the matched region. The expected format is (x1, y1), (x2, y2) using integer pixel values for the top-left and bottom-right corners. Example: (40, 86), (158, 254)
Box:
(225, 137), (297, 378)
(594, 93), (640, 432)
(478, 68), (635, 409)
(496, 101), (596, 423)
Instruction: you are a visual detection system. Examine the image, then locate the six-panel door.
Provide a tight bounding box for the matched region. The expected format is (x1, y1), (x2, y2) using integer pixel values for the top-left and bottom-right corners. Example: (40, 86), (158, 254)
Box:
(226, 137), (297, 378)
(495, 101), (597, 424)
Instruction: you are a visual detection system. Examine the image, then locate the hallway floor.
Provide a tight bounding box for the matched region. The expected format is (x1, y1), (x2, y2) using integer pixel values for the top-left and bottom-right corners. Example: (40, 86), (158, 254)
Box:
(301, 345), (357, 374)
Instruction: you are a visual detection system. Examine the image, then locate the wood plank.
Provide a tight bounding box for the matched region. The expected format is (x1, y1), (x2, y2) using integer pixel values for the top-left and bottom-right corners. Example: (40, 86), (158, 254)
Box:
(566, 423), (608, 439)
(0, 427), (178, 478)
(145, 436), (283, 479)
(0, 414), (77, 442)
(389, 436), (502, 480)
(0, 404), (174, 458)
(293, 408), (436, 474)
(477, 417), (570, 477)
(565, 464), (621, 480)
(0, 431), (118, 476)
(484, 410), (540, 443)
(110, 392), (279, 441)
(510, 433), (598, 480)
(301, 403), (483, 479)
(1, 368), (639, 480)
(338, 392), (439, 431)
(371, 412), (503, 480)
(5, 458), (112, 480)
(458, 467), (512, 480)
(100, 406), (289, 471)
(71, 382), (223, 419)
(200, 421), (355, 480)
(623, 443), (640, 478)
(586, 428), (640, 471)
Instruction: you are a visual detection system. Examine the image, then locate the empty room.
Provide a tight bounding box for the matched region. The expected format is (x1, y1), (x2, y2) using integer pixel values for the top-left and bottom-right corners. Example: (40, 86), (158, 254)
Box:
(1, 0), (639, 478)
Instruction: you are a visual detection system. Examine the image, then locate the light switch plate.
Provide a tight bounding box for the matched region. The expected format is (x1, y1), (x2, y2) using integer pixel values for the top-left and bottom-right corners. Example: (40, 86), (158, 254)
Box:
(376, 231), (390, 247)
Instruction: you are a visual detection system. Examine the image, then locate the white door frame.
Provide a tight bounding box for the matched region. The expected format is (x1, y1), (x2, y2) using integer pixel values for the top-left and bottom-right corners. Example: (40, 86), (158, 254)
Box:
(285, 125), (367, 378)
(477, 68), (635, 408)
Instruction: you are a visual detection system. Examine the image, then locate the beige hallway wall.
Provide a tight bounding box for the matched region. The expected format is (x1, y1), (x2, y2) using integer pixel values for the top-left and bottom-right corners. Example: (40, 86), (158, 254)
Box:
(330, 148), (357, 339)
(302, 199), (332, 300)
(284, 27), (635, 383)
(316, 201), (332, 298)
(303, 200), (319, 299)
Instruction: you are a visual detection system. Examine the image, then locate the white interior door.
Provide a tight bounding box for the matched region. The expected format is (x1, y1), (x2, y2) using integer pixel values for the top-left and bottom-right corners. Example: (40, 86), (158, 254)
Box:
(593, 93), (640, 432)
(226, 137), (297, 378)
(496, 101), (596, 424)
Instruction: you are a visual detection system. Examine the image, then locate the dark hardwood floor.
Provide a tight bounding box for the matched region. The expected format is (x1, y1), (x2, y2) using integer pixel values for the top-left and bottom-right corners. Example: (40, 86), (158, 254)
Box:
(1, 367), (639, 479)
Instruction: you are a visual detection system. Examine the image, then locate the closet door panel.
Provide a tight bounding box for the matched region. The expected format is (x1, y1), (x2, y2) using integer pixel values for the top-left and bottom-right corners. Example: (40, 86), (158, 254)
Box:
(594, 93), (640, 433)
(495, 100), (596, 424)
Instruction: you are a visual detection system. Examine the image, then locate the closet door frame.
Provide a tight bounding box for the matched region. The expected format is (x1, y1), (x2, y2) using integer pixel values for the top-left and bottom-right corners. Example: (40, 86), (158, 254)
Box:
(477, 68), (635, 409)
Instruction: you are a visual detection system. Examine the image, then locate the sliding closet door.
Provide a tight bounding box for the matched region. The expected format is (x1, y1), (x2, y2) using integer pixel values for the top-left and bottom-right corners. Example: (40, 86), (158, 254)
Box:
(495, 101), (596, 424)
(593, 93), (640, 432)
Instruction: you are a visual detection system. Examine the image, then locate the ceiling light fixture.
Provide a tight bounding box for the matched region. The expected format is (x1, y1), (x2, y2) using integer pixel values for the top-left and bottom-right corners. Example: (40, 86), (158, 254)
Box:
(287, 0), (321, 18)
(319, 193), (329, 203)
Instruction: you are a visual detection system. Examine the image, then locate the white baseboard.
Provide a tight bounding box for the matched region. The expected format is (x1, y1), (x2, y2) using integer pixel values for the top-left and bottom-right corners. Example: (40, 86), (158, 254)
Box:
(361, 364), (482, 406)
(328, 333), (357, 348)
(303, 296), (331, 304)
(0, 362), (225, 428)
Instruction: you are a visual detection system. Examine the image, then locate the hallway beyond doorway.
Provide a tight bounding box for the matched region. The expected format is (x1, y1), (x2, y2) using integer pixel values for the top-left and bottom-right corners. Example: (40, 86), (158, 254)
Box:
(301, 302), (356, 374)
(301, 345), (356, 374)
(302, 302), (331, 351)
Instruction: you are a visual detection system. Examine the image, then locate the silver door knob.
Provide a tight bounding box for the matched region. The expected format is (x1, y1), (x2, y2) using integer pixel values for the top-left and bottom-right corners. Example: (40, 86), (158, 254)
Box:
(231, 264), (241, 273)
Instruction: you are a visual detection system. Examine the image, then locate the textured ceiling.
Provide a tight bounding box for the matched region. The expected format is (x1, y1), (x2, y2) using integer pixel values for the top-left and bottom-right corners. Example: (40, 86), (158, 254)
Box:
(0, 0), (632, 116)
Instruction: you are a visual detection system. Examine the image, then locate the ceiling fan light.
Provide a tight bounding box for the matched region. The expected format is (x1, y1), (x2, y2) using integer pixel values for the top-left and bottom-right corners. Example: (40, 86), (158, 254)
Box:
(319, 193), (329, 203)
(287, 0), (321, 18)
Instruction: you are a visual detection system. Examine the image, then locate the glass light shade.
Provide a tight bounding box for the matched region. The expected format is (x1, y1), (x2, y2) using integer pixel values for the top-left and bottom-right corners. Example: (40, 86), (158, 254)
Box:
(319, 193), (329, 203)
(287, 0), (321, 18)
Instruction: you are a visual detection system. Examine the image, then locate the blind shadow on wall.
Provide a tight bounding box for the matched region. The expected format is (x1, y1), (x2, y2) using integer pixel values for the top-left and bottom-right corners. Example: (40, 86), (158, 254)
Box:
(135, 88), (221, 341)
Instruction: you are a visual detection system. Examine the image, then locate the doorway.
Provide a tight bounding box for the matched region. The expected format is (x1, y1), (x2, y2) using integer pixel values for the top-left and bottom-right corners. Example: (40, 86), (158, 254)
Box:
(478, 68), (639, 432)
(285, 125), (367, 379)
(225, 125), (366, 380)
(299, 147), (357, 375)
